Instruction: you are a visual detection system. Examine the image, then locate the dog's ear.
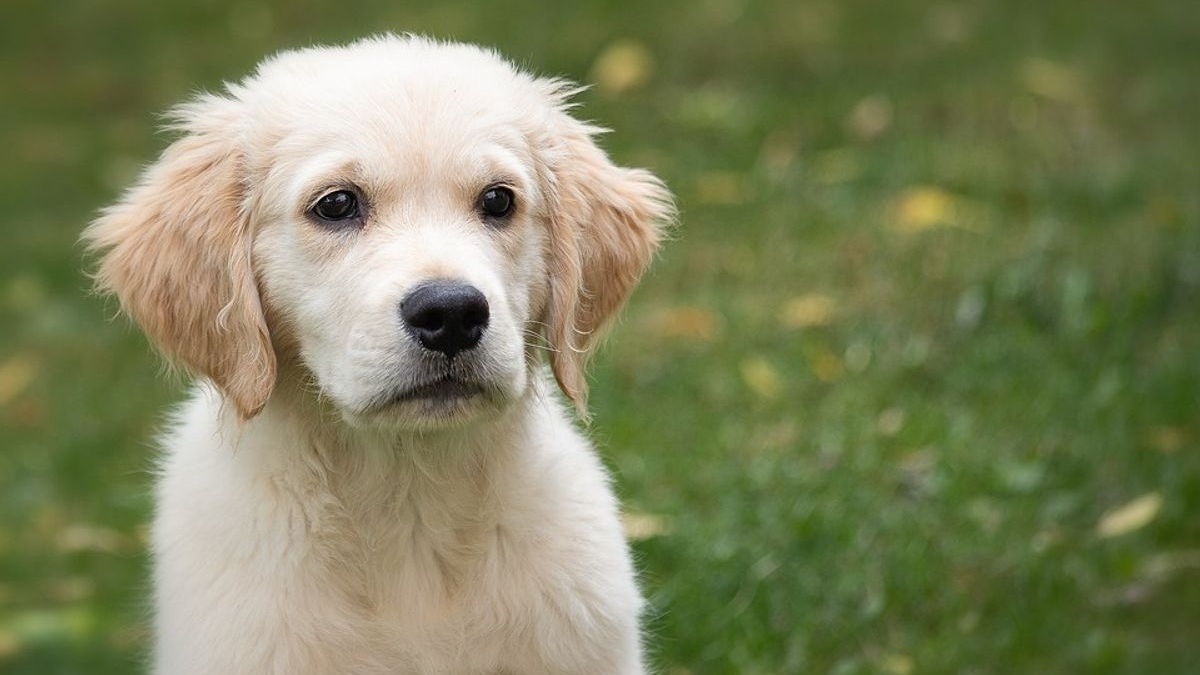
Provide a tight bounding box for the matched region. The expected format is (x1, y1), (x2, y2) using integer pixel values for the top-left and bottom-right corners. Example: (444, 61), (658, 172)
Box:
(83, 94), (275, 420)
(542, 113), (674, 416)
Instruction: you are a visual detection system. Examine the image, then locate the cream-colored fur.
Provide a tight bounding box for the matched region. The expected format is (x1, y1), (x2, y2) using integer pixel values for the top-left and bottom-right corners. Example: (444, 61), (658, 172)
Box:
(84, 35), (672, 675)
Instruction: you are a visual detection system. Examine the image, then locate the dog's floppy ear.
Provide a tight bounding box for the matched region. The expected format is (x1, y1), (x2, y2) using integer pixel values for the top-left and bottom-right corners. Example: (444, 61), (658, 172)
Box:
(83, 94), (275, 420)
(543, 113), (674, 416)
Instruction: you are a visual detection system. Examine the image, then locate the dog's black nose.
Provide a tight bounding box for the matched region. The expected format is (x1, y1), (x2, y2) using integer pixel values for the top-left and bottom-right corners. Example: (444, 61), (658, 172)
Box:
(399, 280), (489, 358)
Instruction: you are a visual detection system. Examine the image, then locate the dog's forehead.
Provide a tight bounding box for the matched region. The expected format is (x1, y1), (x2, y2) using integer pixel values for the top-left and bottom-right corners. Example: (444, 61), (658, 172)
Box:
(244, 39), (553, 148)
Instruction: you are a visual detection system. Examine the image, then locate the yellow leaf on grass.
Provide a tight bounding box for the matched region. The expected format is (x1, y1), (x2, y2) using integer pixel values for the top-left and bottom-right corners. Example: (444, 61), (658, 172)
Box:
(50, 577), (96, 603)
(1020, 57), (1087, 104)
(1147, 426), (1185, 453)
(694, 171), (750, 205)
(0, 354), (38, 406)
(877, 407), (906, 437)
(803, 343), (844, 383)
(590, 40), (654, 95)
(3, 275), (47, 311)
(0, 629), (19, 658)
(650, 306), (723, 342)
(880, 653), (914, 675)
(890, 185), (987, 234)
(892, 186), (955, 233)
(56, 524), (125, 554)
(927, 5), (971, 44)
(622, 511), (671, 541)
(1097, 492), (1162, 539)
(741, 357), (782, 400)
(779, 293), (837, 329)
(846, 94), (893, 141)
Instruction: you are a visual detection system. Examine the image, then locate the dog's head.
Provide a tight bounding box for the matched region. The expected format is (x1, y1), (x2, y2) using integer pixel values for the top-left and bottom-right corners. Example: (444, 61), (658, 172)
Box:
(84, 36), (672, 430)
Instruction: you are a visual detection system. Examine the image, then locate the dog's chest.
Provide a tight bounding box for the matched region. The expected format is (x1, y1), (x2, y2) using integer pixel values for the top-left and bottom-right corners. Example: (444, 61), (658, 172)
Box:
(308, 470), (537, 671)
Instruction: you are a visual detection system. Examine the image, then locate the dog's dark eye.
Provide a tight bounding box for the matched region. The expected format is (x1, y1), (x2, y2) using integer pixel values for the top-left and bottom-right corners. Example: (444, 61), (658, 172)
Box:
(479, 187), (515, 220)
(312, 190), (360, 222)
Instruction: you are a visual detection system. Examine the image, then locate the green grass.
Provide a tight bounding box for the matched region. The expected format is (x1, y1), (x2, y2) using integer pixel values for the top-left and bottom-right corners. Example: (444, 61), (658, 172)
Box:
(2, 0), (1199, 673)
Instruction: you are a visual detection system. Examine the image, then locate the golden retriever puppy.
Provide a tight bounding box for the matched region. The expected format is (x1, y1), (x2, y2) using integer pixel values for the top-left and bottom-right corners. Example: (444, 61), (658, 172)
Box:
(84, 35), (672, 675)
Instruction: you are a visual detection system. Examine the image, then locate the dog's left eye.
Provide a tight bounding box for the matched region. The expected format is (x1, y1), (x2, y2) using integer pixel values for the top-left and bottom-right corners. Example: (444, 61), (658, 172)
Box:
(479, 187), (515, 220)
(311, 190), (360, 222)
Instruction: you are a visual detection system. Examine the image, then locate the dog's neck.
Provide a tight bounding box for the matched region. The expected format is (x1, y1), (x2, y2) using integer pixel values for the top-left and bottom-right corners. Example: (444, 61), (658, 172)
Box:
(221, 362), (550, 507)
(209, 363), (558, 584)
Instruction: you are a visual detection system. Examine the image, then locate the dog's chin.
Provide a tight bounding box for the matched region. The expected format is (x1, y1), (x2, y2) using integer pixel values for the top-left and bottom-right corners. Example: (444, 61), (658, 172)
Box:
(342, 377), (513, 432)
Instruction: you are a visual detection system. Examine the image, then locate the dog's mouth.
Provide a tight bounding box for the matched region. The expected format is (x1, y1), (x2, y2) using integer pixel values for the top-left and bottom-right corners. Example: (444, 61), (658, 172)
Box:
(390, 377), (486, 404)
(339, 351), (521, 428)
(357, 375), (498, 419)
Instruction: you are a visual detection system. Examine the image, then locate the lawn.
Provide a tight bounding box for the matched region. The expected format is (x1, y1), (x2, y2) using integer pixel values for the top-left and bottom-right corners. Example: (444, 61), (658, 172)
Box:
(2, 0), (1198, 673)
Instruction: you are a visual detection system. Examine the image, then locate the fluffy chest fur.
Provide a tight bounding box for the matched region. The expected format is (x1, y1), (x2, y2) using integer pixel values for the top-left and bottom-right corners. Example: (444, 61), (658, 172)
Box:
(151, 387), (640, 675)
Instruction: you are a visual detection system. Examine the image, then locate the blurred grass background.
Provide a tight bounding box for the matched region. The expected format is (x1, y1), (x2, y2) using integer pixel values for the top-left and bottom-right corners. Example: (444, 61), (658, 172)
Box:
(2, 0), (1199, 673)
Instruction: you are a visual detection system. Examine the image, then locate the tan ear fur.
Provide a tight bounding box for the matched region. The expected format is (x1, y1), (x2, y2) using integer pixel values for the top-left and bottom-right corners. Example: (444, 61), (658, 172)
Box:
(544, 119), (674, 415)
(83, 95), (275, 419)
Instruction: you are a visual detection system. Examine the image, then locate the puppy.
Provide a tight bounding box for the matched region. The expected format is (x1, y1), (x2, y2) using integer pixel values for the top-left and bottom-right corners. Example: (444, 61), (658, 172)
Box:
(84, 35), (672, 675)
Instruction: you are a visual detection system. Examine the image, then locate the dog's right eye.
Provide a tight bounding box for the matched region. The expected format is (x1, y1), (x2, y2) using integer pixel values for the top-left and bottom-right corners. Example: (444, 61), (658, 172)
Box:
(311, 190), (360, 222)
(479, 186), (515, 220)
